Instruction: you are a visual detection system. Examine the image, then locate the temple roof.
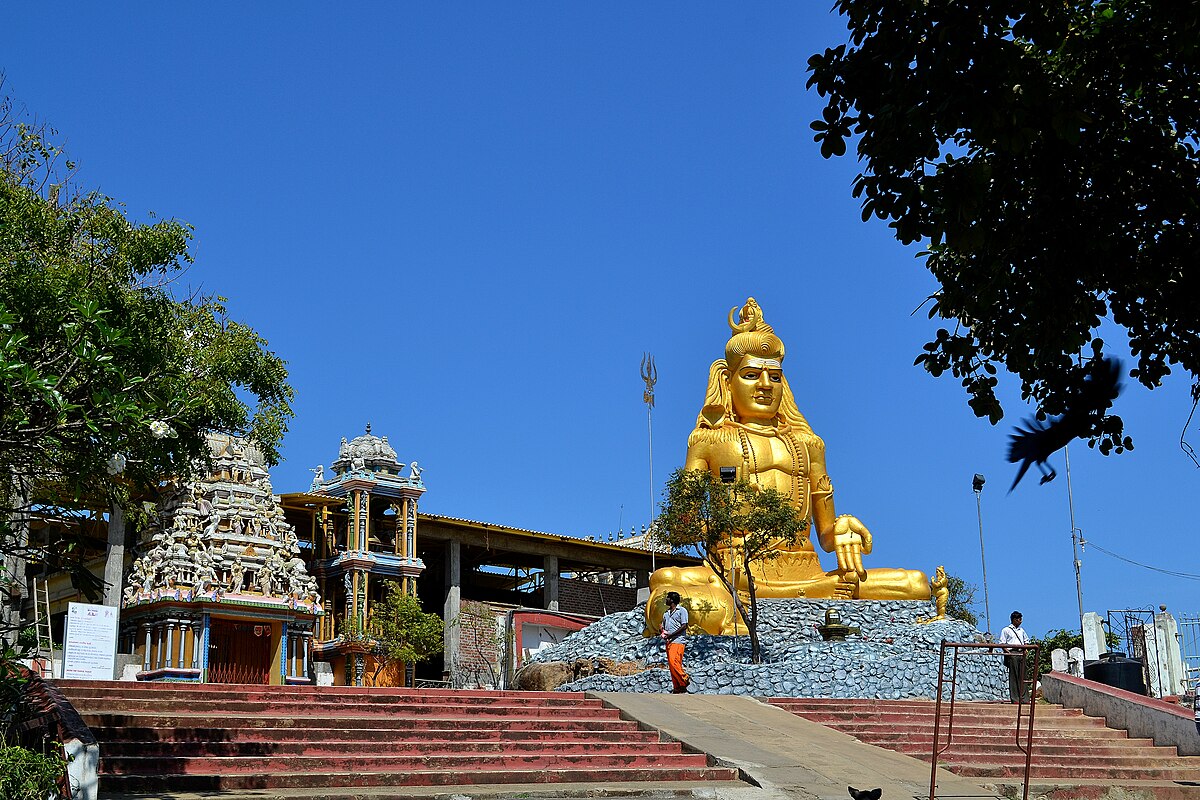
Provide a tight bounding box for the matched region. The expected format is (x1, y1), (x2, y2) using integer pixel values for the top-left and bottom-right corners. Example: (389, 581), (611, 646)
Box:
(331, 424), (402, 475)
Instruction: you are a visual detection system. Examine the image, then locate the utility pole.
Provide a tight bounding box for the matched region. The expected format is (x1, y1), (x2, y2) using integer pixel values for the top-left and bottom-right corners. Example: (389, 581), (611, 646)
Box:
(1065, 444), (1086, 640)
(641, 353), (658, 572)
(973, 473), (993, 637)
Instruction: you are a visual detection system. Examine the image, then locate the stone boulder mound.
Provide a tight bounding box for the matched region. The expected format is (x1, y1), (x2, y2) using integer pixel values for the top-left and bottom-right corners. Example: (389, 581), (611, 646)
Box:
(528, 598), (1008, 700)
(514, 655), (654, 691)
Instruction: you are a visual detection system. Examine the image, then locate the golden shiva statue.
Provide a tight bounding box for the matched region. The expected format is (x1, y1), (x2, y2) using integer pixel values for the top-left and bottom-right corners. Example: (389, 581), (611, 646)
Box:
(646, 298), (930, 636)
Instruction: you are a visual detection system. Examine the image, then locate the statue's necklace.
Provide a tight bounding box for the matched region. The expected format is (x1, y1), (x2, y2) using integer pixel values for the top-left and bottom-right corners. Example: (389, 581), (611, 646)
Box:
(732, 420), (803, 508)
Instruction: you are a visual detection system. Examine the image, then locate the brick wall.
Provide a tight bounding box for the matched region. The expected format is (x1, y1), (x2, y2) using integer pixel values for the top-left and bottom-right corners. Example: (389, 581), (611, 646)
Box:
(558, 577), (637, 617)
(453, 599), (505, 689)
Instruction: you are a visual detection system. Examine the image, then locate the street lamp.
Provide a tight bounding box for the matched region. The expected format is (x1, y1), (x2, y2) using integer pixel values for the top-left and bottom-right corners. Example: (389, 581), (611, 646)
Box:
(973, 473), (993, 637)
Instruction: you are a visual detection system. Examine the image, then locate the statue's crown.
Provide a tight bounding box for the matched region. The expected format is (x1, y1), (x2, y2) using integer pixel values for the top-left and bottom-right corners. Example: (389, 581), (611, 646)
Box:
(728, 297), (775, 336)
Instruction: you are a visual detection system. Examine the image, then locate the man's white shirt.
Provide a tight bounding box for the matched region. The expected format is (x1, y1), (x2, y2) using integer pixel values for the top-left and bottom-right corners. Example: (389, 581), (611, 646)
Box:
(1000, 624), (1029, 647)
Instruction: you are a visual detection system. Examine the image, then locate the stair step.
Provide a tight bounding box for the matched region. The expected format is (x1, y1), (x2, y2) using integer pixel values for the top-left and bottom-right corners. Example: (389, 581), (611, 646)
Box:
(93, 726), (660, 745)
(55, 682), (741, 794)
(947, 761), (1200, 781)
(102, 739), (679, 757)
(769, 697), (1200, 788)
(98, 765), (740, 791)
(101, 752), (716, 775)
(65, 687), (604, 708)
(83, 714), (640, 732)
(77, 698), (617, 717)
(55, 679), (572, 700)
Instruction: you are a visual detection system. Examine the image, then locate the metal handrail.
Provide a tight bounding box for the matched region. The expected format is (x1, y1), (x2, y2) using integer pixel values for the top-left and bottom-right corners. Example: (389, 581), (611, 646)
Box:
(930, 641), (1040, 800)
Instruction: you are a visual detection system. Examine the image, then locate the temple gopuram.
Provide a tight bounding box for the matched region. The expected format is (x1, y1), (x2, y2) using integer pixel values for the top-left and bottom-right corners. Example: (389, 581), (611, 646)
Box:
(120, 434), (321, 684)
(279, 426), (426, 686)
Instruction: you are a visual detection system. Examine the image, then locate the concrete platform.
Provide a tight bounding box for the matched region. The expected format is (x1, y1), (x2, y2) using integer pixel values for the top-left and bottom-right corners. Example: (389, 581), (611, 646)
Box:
(591, 692), (1002, 800)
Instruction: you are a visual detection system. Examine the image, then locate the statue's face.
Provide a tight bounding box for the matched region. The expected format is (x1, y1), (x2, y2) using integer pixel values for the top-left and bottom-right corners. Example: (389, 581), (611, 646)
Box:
(728, 357), (783, 422)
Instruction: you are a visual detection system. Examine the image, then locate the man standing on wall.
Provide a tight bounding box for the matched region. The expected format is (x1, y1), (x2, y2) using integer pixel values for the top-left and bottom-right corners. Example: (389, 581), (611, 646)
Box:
(1000, 610), (1031, 703)
(660, 591), (691, 693)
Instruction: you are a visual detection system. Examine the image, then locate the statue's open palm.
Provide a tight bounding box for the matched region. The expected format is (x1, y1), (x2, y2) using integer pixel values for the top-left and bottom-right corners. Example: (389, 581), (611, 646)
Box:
(831, 515), (872, 580)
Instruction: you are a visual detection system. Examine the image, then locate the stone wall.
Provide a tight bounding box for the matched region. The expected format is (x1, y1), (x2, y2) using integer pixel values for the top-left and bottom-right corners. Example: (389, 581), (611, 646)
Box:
(532, 598), (1008, 701)
(558, 577), (637, 617)
(1042, 671), (1200, 756)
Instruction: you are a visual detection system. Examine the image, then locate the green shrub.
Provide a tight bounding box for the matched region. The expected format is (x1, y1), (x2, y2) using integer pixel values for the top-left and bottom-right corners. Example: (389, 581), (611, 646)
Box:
(0, 745), (64, 800)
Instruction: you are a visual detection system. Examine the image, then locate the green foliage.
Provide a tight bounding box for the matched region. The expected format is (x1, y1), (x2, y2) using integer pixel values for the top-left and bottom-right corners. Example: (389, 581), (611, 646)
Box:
(1033, 627), (1121, 676)
(369, 583), (444, 683)
(944, 574), (979, 628)
(0, 640), (32, 744)
(0, 745), (63, 800)
(0, 83), (294, 623)
(0, 635), (62, 800)
(808, 1), (1200, 449)
(657, 468), (807, 663)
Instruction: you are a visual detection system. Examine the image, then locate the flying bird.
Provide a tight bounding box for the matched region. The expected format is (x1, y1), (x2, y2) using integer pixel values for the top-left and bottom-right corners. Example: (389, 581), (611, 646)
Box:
(1007, 357), (1123, 492)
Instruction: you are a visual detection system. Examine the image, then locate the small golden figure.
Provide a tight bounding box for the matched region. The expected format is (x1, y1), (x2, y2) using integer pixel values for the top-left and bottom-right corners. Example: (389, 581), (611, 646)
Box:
(920, 565), (950, 623)
(647, 298), (930, 636)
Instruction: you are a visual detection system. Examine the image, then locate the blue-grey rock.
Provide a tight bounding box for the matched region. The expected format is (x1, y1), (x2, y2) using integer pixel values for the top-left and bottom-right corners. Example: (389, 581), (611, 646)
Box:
(544, 598), (1008, 700)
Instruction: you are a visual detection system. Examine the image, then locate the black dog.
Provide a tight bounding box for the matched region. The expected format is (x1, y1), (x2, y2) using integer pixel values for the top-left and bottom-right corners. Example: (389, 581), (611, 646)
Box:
(849, 788), (882, 800)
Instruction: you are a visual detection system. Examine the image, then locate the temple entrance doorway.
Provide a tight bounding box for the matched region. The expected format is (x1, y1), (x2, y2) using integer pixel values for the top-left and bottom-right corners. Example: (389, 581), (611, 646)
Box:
(208, 619), (272, 684)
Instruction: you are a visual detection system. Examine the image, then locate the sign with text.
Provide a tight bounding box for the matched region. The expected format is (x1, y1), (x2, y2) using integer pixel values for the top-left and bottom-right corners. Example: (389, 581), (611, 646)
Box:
(62, 602), (119, 680)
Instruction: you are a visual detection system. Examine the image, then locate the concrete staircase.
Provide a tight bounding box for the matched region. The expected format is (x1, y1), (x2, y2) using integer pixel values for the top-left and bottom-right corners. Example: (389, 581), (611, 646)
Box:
(56, 681), (740, 794)
(769, 697), (1200, 795)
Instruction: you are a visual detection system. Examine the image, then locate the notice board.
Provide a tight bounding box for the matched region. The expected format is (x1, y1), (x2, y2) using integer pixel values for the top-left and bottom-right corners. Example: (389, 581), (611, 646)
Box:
(62, 601), (119, 680)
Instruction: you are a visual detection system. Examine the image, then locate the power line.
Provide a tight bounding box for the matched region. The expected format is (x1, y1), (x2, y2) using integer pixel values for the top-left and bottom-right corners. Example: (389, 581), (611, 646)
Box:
(1085, 540), (1200, 581)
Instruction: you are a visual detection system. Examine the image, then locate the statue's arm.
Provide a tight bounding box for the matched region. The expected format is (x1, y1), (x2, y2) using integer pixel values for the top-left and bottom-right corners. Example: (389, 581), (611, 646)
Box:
(807, 436), (872, 578)
(683, 440), (712, 474)
(807, 436), (839, 548)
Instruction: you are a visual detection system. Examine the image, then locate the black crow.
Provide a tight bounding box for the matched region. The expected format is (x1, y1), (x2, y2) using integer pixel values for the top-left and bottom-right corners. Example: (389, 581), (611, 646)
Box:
(1007, 357), (1123, 492)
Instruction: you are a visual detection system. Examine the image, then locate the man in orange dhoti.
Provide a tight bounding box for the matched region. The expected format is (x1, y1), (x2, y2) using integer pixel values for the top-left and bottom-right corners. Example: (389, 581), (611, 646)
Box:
(659, 591), (690, 693)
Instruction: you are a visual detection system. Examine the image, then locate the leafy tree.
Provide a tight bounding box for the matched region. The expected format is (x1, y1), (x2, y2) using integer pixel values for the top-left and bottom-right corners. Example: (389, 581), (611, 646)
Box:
(656, 468), (806, 664)
(368, 583), (444, 686)
(944, 573), (979, 628)
(0, 83), (294, 638)
(1032, 627), (1120, 676)
(808, 1), (1200, 452)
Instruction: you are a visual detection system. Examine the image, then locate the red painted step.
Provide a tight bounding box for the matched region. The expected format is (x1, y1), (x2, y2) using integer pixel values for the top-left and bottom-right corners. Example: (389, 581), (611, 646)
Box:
(768, 697), (1200, 793)
(54, 680), (742, 794)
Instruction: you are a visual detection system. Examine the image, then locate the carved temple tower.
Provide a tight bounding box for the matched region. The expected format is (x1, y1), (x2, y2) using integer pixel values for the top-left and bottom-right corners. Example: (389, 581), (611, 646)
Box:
(119, 434), (322, 684)
(280, 425), (426, 686)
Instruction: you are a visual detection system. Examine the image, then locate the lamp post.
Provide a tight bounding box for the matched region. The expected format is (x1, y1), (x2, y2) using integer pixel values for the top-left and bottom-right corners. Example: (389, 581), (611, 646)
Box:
(973, 473), (993, 637)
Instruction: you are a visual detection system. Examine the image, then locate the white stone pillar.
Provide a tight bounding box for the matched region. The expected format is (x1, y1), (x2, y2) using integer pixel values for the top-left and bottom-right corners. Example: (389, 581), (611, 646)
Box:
(164, 621), (175, 669)
(1082, 612), (1106, 661)
(1155, 609), (1187, 697)
(1068, 646), (1084, 677)
(142, 623), (152, 671)
(176, 620), (187, 671)
(155, 622), (167, 669)
(192, 620), (202, 670)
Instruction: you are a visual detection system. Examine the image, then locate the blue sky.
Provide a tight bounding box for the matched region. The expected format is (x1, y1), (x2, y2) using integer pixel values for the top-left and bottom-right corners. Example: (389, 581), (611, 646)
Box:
(5, 4), (1197, 637)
